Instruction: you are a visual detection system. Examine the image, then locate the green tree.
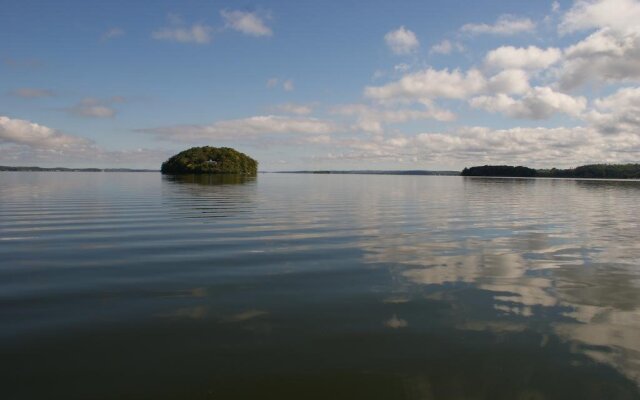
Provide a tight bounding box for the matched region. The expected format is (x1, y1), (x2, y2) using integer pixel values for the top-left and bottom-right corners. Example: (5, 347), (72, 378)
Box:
(161, 146), (258, 175)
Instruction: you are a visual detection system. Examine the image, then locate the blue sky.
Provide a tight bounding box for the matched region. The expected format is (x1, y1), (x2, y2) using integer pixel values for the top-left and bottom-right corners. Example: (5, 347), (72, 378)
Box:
(2, 0), (640, 169)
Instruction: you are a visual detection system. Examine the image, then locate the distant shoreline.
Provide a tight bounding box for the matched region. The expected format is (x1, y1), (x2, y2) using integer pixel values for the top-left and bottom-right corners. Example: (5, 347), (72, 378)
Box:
(4, 164), (640, 180)
(0, 166), (158, 172)
(461, 164), (640, 179)
(0, 166), (460, 175)
(272, 170), (460, 176)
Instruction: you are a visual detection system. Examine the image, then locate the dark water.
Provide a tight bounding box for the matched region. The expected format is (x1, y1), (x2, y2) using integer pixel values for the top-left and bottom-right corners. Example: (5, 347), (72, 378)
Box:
(2, 172), (640, 399)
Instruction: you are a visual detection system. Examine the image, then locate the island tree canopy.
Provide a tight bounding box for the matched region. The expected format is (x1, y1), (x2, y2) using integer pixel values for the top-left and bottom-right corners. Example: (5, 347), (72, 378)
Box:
(161, 146), (258, 175)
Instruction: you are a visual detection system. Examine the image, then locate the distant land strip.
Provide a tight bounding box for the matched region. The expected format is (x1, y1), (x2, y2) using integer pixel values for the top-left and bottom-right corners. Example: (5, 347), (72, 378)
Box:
(274, 170), (460, 176)
(461, 164), (640, 179)
(4, 164), (640, 179)
(0, 166), (158, 172)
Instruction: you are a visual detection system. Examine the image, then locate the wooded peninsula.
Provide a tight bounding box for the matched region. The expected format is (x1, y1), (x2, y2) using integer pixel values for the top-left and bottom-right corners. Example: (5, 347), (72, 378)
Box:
(461, 164), (640, 179)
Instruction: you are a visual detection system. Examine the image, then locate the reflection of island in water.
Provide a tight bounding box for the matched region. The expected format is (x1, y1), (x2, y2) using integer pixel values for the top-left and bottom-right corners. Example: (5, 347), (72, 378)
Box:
(163, 174), (256, 186)
(161, 174), (257, 219)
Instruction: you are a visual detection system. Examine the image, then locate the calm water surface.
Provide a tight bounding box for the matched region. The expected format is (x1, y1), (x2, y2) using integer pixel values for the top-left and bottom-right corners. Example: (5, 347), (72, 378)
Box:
(1, 172), (640, 399)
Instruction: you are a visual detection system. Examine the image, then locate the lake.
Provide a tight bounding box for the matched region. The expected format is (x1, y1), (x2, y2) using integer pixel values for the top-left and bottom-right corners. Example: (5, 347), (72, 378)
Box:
(2, 172), (640, 399)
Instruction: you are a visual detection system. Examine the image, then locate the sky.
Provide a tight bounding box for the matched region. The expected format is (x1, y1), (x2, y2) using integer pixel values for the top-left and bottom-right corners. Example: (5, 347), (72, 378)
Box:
(1, 0), (640, 170)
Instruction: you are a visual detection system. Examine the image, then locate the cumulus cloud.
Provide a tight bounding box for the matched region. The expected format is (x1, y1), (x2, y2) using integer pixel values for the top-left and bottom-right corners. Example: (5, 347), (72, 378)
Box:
(152, 24), (211, 44)
(101, 27), (125, 41)
(554, 1), (640, 90)
(9, 88), (55, 98)
(0, 115), (90, 149)
(384, 26), (420, 55)
(332, 103), (455, 134)
(558, 28), (640, 89)
(365, 68), (486, 103)
(560, 0), (640, 34)
(322, 125), (640, 168)
(365, 67), (532, 104)
(0, 144), (167, 169)
(461, 14), (536, 35)
(486, 69), (531, 95)
(588, 86), (640, 134)
(0, 115), (175, 168)
(485, 46), (562, 70)
(140, 115), (339, 142)
(430, 39), (463, 55)
(221, 10), (272, 37)
(470, 87), (587, 119)
(152, 15), (212, 44)
(68, 97), (125, 118)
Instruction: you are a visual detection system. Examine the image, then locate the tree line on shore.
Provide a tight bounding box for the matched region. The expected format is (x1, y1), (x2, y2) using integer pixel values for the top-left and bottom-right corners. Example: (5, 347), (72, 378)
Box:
(461, 164), (640, 179)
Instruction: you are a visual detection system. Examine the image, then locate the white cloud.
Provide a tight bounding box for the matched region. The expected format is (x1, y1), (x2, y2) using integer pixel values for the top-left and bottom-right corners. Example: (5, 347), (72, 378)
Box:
(487, 69), (531, 95)
(558, 28), (640, 89)
(0, 119), (168, 169)
(0, 115), (90, 149)
(430, 40), (452, 54)
(152, 24), (211, 44)
(384, 26), (420, 55)
(283, 79), (294, 91)
(141, 115), (339, 142)
(332, 103), (455, 134)
(101, 27), (125, 41)
(485, 46), (562, 70)
(68, 97), (125, 118)
(364, 68), (487, 103)
(461, 14), (536, 35)
(152, 15), (212, 44)
(470, 87), (587, 119)
(323, 125), (640, 168)
(304, 135), (333, 145)
(266, 78), (294, 91)
(588, 86), (640, 134)
(394, 63), (410, 73)
(430, 39), (463, 55)
(9, 88), (55, 98)
(272, 103), (313, 115)
(221, 10), (272, 37)
(364, 66), (531, 105)
(560, 0), (640, 34)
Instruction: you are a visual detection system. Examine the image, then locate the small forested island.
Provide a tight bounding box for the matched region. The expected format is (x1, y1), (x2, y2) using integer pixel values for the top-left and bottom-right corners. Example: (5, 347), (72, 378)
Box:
(462, 164), (640, 179)
(161, 146), (258, 175)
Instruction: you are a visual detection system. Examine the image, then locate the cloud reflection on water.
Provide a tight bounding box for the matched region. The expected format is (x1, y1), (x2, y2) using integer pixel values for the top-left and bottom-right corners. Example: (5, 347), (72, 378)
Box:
(358, 177), (640, 385)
